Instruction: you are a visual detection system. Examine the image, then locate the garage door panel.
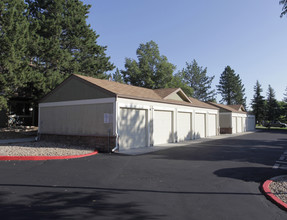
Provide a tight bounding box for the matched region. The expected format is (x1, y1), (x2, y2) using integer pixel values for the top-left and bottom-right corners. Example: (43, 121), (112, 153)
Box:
(153, 110), (173, 145)
(208, 114), (216, 137)
(232, 117), (237, 133)
(177, 112), (191, 141)
(237, 117), (242, 133)
(119, 108), (147, 150)
(195, 113), (206, 139)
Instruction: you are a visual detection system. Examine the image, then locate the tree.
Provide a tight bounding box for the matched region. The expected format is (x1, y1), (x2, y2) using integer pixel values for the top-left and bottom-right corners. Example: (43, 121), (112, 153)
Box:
(122, 41), (175, 89)
(251, 80), (265, 124)
(217, 66), (246, 106)
(181, 60), (216, 101)
(284, 86), (287, 102)
(280, 0), (287, 17)
(0, 0), (30, 110)
(25, 0), (114, 101)
(266, 85), (279, 121)
(168, 72), (194, 97)
(112, 68), (124, 83)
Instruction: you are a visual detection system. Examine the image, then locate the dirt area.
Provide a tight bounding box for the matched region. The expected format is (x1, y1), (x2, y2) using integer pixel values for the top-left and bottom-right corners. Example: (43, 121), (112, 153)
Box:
(0, 126), (38, 139)
(0, 141), (95, 156)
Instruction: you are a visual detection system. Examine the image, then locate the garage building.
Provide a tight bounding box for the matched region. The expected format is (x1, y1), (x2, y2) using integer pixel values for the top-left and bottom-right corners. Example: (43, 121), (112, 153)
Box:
(39, 74), (219, 152)
(208, 102), (255, 134)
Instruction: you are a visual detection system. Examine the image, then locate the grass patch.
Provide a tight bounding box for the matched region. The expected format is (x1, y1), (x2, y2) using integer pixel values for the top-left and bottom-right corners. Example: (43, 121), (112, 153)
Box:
(256, 125), (287, 131)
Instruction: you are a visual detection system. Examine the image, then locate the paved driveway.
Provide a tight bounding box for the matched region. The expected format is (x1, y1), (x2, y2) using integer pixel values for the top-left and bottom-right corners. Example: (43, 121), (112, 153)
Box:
(0, 131), (287, 219)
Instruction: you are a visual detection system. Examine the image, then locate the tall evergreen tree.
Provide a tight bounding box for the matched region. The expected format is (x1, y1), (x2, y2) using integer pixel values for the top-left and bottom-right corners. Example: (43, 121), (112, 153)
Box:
(280, 0), (287, 17)
(122, 41), (175, 89)
(181, 60), (216, 101)
(251, 80), (265, 124)
(25, 0), (114, 100)
(0, 0), (30, 110)
(112, 68), (123, 83)
(266, 85), (279, 121)
(217, 66), (246, 106)
(284, 86), (287, 102)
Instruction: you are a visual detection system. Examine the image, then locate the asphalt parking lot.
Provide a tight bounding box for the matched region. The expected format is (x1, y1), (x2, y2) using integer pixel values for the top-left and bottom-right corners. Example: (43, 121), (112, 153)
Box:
(0, 130), (287, 219)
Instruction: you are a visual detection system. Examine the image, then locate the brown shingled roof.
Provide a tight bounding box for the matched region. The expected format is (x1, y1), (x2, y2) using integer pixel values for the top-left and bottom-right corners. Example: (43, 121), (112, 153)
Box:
(75, 74), (163, 100)
(188, 97), (219, 109)
(208, 102), (246, 113)
(154, 88), (179, 98)
(74, 74), (218, 109)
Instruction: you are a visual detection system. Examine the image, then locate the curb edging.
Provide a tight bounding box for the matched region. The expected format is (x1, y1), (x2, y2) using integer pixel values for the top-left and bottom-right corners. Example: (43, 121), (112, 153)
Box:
(262, 176), (287, 210)
(0, 150), (98, 161)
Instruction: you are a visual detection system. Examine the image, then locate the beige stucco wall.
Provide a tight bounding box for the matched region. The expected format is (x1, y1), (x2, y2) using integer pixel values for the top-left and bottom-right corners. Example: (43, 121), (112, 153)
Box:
(42, 77), (113, 103)
(219, 113), (231, 128)
(40, 103), (113, 136)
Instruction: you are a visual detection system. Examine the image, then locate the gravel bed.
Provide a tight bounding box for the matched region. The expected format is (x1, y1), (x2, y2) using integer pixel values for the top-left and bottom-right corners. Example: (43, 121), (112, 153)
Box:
(0, 141), (95, 156)
(269, 175), (287, 204)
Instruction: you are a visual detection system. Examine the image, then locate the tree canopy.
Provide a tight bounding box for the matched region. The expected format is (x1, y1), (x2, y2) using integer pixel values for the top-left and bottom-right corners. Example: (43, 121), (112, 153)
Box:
(181, 60), (216, 102)
(217, 66), (246, 107)
(121, 41), (175, 89)
(280, 0), (287, 17)
(0, 0), (114, 111)
(0, 0), (30, 110)
(266, 85), (279, 121)
(251, 80), (265, 124)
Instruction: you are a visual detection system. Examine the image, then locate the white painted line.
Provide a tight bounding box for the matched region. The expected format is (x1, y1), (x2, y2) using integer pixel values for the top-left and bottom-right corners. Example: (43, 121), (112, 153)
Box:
(273, 164), (280, 169)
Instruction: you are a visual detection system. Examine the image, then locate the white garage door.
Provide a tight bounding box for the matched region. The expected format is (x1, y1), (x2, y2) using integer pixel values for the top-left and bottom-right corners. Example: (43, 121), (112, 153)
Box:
(242, 118), (247, 132)
(247, 116), (255, 131)
(177, 112), (191, 142)
(237, 117), (242, 133)
(208, 114), (217, 137)
(153, 110), (173, 145)
(232, 116), (237, 133)
(195, 113), (206, 139)
(119, 108), (147, 150)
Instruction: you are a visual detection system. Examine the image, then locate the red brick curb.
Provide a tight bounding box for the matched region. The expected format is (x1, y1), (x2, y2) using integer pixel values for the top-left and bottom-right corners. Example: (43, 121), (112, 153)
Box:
(0, 150), (98, 161)
(262, 178), (287, 210)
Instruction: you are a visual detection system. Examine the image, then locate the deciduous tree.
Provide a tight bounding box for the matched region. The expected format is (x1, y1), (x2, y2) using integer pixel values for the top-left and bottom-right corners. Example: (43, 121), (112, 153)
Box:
(122, 41), (175, 89)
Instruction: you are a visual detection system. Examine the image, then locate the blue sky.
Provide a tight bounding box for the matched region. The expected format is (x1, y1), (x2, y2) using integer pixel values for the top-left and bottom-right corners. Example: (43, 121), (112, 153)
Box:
(83, 0), (287, 108)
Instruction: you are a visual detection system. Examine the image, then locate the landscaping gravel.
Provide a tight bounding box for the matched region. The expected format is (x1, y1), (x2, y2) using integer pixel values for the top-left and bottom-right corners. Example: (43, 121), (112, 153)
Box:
(0, 141), (95, 156)
(269, 175), (287, 204)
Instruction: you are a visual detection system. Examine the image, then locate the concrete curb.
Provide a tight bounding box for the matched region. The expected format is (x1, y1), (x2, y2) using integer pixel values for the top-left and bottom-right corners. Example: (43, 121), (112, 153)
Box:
(0, 150), (98, 161)
(262, 175), (287, 210)
(0, 137), (36, 144)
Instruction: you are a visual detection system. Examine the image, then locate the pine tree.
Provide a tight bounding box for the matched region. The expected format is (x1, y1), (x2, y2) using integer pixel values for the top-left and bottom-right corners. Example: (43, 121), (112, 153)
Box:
(266, 85), (279, 121)
(112, 68), (124, 83)
(25, 0), (114, 100)
(182, 60), (216, 101)
(284, 86), (287, 102)
(0, 0), (30, 110)
(168, 72), (194, 97)
(280, 0), (287, 17)
(122, 41), (175, 89)
(217, 66), (246, 106)
(251, 80), (265, 124)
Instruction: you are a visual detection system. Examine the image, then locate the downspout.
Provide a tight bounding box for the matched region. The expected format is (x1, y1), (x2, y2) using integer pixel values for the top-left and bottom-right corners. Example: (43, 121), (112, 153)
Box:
(112, 95), (119, 153)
